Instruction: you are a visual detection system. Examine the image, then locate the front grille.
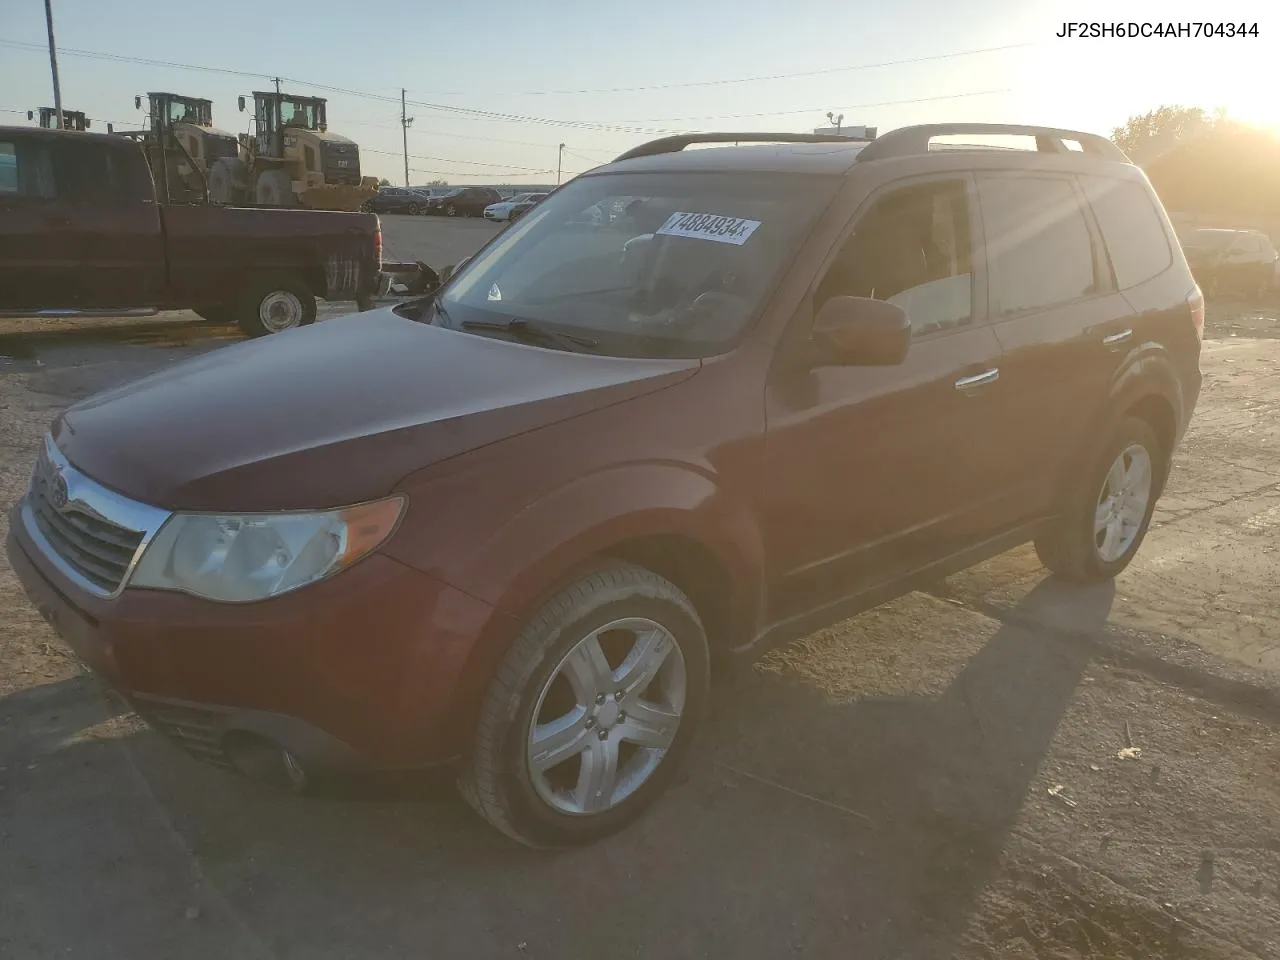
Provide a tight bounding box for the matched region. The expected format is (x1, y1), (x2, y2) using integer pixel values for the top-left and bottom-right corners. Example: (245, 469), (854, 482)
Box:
(29, 449), (144, 594)
(131, 696), (233, 767)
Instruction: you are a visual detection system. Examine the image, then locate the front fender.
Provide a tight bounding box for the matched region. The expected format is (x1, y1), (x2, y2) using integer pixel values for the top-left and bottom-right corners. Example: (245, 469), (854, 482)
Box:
(404, 461), (766, 754)
(459, 462), (765, 632)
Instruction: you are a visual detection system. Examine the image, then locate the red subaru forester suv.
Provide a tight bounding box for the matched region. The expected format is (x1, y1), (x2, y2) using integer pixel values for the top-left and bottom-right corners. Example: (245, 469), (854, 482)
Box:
(8, 125), (1202, 846)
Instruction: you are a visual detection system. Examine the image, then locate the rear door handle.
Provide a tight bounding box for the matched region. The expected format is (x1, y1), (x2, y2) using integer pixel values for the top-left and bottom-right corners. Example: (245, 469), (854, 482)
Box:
(954, 368), (999, 391)
(1102, 329), (1133, 346)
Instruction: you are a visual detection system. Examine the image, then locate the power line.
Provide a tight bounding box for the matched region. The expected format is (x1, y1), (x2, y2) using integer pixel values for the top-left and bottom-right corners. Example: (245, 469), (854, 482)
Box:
(0, 36), (1032, 135)
(478, 40), (1044, 96)
(624, 88), (1010, 123)
(363, 147), (553, 173)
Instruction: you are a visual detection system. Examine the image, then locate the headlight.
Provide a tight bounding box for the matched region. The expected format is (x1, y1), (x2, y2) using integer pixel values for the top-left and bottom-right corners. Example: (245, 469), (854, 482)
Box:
(129, 496), (405, 603)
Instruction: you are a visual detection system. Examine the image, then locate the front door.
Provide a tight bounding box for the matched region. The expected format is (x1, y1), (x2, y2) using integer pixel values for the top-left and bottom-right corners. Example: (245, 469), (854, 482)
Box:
(762, 174), (1012, 623)
(0, 135), (79, 312)
(46, 138), (166, 310)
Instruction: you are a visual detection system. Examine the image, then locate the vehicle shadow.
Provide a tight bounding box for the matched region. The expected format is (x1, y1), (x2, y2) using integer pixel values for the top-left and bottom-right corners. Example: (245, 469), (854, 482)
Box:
(0, 576), (1115, 959)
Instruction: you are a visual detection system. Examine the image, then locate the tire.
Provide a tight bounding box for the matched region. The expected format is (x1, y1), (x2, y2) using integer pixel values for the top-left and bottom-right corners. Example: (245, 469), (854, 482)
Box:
(254, 169), (296, 207)
(446, 203), (458, 217)
(208, 157), (248, 205)
(459, 562), (710, 848)
(1034, 416), (1165, 584)
(407, 202), (421, 216)
(236, 273), (316, 337)
(360, 200), (374, 213)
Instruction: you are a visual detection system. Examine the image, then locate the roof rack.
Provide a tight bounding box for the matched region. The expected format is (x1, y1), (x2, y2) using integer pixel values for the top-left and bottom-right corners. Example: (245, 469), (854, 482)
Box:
(856, 124), (1128, 163)
(613, 132), (872, 163)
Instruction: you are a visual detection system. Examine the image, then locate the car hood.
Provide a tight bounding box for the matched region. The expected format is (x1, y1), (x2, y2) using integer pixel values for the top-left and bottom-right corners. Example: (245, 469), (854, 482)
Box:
(52, 310), (699, 512)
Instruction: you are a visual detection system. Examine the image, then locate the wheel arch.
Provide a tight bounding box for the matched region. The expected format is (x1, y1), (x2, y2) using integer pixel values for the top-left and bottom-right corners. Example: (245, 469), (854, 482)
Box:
(427, 465), (767, 751)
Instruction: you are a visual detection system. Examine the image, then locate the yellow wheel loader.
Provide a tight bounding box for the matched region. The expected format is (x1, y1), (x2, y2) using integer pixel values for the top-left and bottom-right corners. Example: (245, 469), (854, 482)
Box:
(206, 91), (376, 211)
(132, 93), (241, 204)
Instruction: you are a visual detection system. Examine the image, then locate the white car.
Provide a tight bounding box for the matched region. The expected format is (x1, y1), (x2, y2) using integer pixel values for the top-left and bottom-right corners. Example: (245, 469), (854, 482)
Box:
(483, 193), (548, 222)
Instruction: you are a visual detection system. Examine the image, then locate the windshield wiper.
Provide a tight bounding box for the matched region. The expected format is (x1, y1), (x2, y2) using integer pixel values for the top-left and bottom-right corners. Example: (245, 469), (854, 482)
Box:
(460, 318), (599, 352)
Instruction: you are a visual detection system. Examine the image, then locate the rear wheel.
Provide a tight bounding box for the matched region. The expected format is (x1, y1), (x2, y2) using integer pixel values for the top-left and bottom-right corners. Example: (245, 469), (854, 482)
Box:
(446, 202), (458, 217)
(407, 202), (421, 216)
(1035, 416), (1164, 583)
(236, 273), (316, 337)
(459, 563), (709, 848)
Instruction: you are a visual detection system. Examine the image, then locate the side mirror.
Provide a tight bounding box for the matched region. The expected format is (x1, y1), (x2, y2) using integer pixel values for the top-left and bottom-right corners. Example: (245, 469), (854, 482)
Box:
(135, 96), (142, 110)
(238, 96), (246, 113)
(811, 296), (910, 366)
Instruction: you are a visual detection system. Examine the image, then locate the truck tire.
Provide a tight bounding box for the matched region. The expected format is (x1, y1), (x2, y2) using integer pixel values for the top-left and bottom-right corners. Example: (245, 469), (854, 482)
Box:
(208, 157), (248, 205)
(458, 562), (709, 848)
(237, 273), (316, 337)
(255, 169), (297, 208)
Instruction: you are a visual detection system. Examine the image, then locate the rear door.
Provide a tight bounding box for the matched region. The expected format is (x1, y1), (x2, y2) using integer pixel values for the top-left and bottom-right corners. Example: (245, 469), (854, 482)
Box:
(977, 172), (1141, 521)
(47, 137), (165, 309)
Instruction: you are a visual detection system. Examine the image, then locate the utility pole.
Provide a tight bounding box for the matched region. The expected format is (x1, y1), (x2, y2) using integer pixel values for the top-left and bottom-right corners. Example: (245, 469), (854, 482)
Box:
(43, 0), (63, 130)
(557, 143), (565, 184)
(400, 89), (414, 187)
(273, 77), (283, 155)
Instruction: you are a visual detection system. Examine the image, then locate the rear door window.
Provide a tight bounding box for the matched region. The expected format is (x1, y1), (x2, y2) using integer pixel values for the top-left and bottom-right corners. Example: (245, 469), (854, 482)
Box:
(1078, 175), (1173, 289)
(977, 175), (1098, 316)
(51, 140), (149, 204)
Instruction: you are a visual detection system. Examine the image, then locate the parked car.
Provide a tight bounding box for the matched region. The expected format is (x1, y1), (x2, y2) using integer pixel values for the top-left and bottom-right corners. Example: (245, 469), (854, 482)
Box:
(0, 126), (381, 336)
(484, 192), (549, 222)
(424, 186), (504, 217)
(9, 125), (1202, 848)
(1181, 227), (1277, 298)
(363, 186), (431, 216)
(506, 193), (550, 222)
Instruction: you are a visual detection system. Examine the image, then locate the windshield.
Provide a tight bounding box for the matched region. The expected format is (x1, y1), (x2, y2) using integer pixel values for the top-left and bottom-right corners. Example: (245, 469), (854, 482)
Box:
(280, 99), (321, 130)
(438, 171), (836, 358)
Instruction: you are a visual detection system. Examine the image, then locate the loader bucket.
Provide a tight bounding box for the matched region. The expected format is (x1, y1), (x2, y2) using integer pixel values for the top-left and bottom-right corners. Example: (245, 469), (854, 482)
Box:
(299, 181), (378, 212)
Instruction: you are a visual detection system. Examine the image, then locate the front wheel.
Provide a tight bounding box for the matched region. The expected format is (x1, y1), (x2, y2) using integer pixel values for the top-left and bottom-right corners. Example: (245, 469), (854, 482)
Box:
(407, 202), (421, 216)
(459, 563), (709, 848)
(237, 273), (317, 337)
(445, 203), (458, 217)
(1035, 416), (1165, 583)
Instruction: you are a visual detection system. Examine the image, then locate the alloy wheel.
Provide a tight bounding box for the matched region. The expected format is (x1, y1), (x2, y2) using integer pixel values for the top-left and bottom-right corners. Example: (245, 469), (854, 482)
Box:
(1094, 443), (1152, 562)
(526, 617), (686, 816)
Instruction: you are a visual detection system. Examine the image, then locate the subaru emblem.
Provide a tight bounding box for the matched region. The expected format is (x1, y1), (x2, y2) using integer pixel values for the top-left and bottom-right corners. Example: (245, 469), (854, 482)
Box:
(50, 471), (69, 511)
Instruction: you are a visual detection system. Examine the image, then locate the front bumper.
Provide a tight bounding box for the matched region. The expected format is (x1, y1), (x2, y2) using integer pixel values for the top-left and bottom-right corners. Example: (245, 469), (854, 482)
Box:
(7, 505), (504, 773)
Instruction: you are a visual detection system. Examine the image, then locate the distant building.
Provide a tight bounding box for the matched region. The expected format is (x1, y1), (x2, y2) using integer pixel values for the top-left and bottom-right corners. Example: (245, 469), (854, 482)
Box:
(812, 125), (877, 139)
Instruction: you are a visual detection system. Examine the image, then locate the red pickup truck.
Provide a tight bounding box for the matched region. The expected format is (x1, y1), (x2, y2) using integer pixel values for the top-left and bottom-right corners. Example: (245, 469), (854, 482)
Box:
(0, 126), (382, 336)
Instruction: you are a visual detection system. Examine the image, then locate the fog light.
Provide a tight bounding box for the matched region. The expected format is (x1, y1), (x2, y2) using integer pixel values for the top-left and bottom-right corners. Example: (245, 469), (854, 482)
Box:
(225, 731), (308, 792)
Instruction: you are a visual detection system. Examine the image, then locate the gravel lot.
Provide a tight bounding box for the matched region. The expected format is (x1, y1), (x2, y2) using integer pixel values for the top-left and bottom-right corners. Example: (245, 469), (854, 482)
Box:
(1, 217), (1278, 959)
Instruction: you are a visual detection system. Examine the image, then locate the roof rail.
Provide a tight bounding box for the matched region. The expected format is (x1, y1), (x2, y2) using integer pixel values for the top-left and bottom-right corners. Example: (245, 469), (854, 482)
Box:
(856, 124), (1128, 163)
(614, 132), (871, 163)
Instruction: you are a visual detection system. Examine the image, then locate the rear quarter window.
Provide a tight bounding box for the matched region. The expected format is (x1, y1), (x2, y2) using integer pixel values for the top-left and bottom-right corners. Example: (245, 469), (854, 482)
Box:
(1079, 175), (1173, 290)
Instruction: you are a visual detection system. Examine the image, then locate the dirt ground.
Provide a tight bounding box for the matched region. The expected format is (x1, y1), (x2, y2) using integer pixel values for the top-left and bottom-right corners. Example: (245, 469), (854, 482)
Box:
(1, 234), (1278, 957)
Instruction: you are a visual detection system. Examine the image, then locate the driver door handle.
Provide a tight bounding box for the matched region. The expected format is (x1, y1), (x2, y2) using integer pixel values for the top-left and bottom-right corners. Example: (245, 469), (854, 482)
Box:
(954, 368), (999, 391)
(1102, 328), (1133, 346)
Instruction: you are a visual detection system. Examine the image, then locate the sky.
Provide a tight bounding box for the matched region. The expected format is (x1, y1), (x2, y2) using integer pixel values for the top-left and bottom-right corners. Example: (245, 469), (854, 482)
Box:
(1, 0), (1276, 186)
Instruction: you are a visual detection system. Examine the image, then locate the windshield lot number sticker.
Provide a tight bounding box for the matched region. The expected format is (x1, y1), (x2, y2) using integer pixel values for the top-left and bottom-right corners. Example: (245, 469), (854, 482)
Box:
(656, 212), (761, 246)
